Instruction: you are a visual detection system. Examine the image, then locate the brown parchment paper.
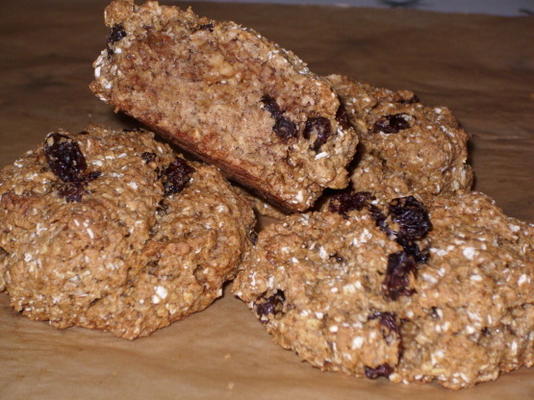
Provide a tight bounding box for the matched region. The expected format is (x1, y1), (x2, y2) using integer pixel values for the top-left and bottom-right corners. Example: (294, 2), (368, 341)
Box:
(1, 1), (533, 399)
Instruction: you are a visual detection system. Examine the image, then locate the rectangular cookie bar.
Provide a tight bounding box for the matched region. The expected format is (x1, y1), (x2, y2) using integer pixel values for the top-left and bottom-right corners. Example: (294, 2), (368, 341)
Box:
(90, 0), (358, 212)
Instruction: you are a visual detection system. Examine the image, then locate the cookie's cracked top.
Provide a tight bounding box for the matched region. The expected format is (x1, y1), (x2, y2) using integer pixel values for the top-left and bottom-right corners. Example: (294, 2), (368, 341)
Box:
(327, 74), (473, 201)
(90, 0), (359, 212)
(0, 126), (255, 339)
(233, 191), (534, 389)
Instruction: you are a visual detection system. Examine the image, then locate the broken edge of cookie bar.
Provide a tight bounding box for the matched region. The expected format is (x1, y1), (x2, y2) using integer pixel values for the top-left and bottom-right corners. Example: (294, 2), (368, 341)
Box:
(90, 0), (359, 212)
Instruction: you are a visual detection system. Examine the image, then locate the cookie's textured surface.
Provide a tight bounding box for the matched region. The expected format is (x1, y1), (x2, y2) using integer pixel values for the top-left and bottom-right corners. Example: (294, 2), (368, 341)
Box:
(90, 0), (359, 212)
(233, 191), (534, 389)
(233, 184), (286, 220)
(326, 75), (473, 201)
(0, 126), (255, 339)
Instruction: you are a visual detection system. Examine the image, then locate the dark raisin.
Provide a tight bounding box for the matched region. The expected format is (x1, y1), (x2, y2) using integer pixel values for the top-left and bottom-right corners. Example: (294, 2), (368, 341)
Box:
(108, 24), (127, 44)
(160, 158), (195, 197)
(197, 23), (214, 32)
(254, 290), (285, 322)
(364, 364), (393, 379)
(335, 102), (352, 129)
(155, 200), (169, 216)
(430, 307), (440, 320)
(329, 189), (393, 235)
(398, 94), (420, 104)
(396, 236), (429, 264)
(261, 95), (298, 142)
(368, 204), (390, 234)
(303, 117), (332, 151)
(273, 116), (297, 142)
(372, 113), (411, 134)
(383, 251), (417, 300)
(141, 152), (157, 163)
(329, 189), (373, 215)
(57, 182), (85, 203)
(331, 253), (344, 263)
(368, 311), (399, 335)
(260, 95), (282, 120)
(389, 196), (432, 241)
(85, 171), (101, 182)
(44, 133), (87, 183)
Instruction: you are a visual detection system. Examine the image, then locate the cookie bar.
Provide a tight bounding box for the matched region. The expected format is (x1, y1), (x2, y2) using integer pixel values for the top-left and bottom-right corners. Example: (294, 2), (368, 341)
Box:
(233, 191), (533, 389)
(0, 126), (255, 339)
(90, 0), (359, 212)
(326, 74), (473, 201)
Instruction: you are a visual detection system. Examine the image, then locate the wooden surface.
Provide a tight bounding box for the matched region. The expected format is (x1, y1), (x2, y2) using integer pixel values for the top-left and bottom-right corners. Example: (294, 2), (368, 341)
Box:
(0, 1), (533, 399)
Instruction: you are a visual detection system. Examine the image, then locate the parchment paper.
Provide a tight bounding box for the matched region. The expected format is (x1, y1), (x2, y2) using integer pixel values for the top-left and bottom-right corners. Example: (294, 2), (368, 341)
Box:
(1, 1), (533, 399)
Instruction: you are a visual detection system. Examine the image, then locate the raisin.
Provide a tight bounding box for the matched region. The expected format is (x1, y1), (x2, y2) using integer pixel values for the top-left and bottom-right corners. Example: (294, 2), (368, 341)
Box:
(372, 113), (411, 134)
(155, 199), (168, 216)
(141, 152), (157, 163)
(261, 95), (298, 142)
(160, 158), (195, 196)
(254, 290), (285, 322)
(328, 189), (373, 215)
(196, 23), (214, 32)
(383, 251), (417, 300)
(44, 133), (87, 183)
(43, 133), (101, 202)
(364, 364), (393, 379)
(398, 94), (420, 104)
(396, 236), (429, 264)
(261, 95), (282, 120)
(368, 311), (399, 335)
(303, 117), (332, 151)
(331, 253), (344, 263)
(389, 196), (432, 241)
(430, 307), (440, 320)
(368, 204), (390, 234)
(108, 24), (127, 43)
(273, 116), (298, 142)
(335, 102), (352, 129)
(329, 190), (391, 234)
(57, 182), (85, 203)
(54, 172), (100, 203)
(85, 171), (101, 182)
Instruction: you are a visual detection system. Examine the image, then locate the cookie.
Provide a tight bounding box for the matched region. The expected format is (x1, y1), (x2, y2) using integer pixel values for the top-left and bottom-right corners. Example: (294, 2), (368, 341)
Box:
(233, 191), (533, 389)
(90, 0), (359, 212)
(326, 74), (473, 201)
(233, 184), (286, 220)
(0, 126), (255, 339)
